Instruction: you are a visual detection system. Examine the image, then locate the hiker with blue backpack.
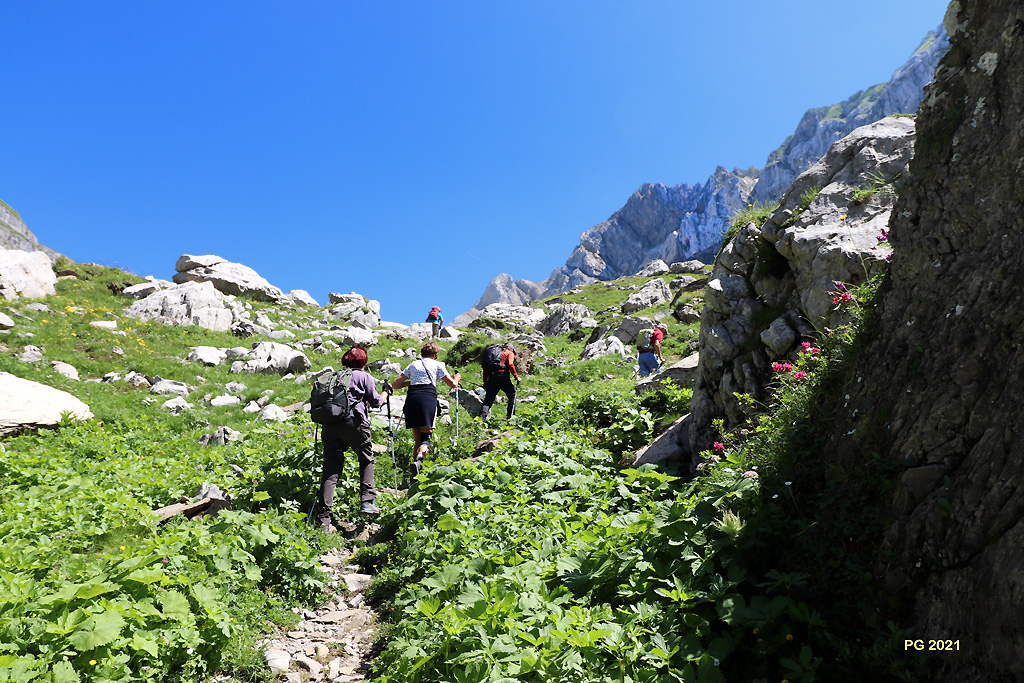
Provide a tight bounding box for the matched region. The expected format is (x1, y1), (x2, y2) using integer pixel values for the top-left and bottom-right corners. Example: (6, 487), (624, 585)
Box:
(309, 346), (390, 531)
(390, 341), (461, 479)
(637, 323), (669, 377)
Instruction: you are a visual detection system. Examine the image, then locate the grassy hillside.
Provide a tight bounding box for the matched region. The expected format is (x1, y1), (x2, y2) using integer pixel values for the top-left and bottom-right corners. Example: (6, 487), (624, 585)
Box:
(1, 264), (926, 682)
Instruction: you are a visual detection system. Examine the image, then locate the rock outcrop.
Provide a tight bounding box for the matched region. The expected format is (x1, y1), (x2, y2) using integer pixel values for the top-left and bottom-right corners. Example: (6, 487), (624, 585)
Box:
(816, 4), (1024, 679)
(0, 200), (61, 260)
(0, 372), (93, 434)
(690, 116), (914, 453)
(126, 281), (237, 332)
(172, 254), (290, 304)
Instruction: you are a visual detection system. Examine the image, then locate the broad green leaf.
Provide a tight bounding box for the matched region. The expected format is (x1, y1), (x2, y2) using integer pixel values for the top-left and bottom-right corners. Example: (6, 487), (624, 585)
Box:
(125, 568), (165, 585)
(68, 609), (125, 651)
(252, 491), (270, 502)
(436, 514), (463, 531)
(51, 661), (80, 683)
(159, 590), (192, 622)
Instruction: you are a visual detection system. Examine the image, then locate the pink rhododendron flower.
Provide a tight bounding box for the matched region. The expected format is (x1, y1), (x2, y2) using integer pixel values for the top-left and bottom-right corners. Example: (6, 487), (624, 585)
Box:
(772, 362), (794, 373)
(713, 442), (725, 452)
(794, 371), (808, 380)
(800, 342), (820, 354)
(877, 229), (889, 243)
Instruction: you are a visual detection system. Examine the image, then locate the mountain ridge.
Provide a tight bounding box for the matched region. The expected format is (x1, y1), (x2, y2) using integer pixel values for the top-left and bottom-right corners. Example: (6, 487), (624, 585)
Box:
(454, 25), (949, 327)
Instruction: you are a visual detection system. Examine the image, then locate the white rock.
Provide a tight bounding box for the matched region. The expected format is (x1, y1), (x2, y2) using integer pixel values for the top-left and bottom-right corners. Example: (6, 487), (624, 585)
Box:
(161, 397), (192, 414)
(210, 394), (241, 407)
(0, 372), (93, 435)
(287, 289), (319, 307)
(638, 259), (670, 276)
(187, 346), (228, 366)
(150, 379), (190, 396)
(258, 404), (289, 421)
(232, 341), (311, 376)
(51, 361), (79, 380)
(225, 381), (247, 394)
(0, 312), (14, 329)
(580, 336), (627, 361)
(264, 649), (291, 674)
(242, 401), (261, 414)
(173, 254), (289, 304)
(126, 281), (234, 332)
(18, 345), (43, 363)
(123, 282), (163, 299)
(0, 249), (56, 300)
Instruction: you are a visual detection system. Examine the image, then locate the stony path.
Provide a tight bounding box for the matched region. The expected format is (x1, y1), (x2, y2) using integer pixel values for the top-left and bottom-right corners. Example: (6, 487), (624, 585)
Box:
(260, 529), (380, 682)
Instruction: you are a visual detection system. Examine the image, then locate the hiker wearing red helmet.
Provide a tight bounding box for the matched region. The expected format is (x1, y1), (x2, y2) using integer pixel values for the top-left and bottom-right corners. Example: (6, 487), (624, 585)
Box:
(315, 346), (390, 529)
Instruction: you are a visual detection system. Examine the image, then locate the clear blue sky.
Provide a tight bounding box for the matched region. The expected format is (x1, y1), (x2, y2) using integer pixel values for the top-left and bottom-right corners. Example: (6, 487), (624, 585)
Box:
(1, 1), (948, 325)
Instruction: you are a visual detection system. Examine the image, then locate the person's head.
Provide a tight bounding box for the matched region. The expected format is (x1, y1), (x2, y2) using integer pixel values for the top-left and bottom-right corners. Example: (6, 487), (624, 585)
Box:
(503, 342), (515, 351)
(420, 341), (440, 359)
(341, 346), (368, 369)
(657, 324), (669, 337)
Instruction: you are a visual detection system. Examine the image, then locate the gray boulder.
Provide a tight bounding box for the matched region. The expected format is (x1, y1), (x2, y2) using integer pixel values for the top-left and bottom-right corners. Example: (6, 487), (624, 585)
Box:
(188, 346), (229, 366)
(632, 414), (692, 466)
(580, 336), (627, 361)
(172, 254), (289, 304)
(638, 259), (671, 276)
(199, 426), (243, 446)
(0, 249), (56, 300)
(258, 404), (289, 422)
(0, 311), (14, 329)
(286, 289), (319, 307)
(161, 397), (192, 414)
(538, 304), (597, 337)
(233, 342), (311, 375)
(669, 260), (708, 274)
(126, 281), (235, 332)
(150, 379), (190, 396)
(634, 353), (700, 394)
(622, 279), (671, 313)
(0, 372), (93, 434)
(51, 361), (80, 381)
(611, 316), (656, 345)
(476, 303), (546, 328)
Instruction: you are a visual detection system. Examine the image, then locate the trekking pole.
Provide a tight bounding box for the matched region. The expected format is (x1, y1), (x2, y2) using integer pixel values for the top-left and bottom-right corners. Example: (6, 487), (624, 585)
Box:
(384, 381), (398, 489)
(307, 424), (321, 524)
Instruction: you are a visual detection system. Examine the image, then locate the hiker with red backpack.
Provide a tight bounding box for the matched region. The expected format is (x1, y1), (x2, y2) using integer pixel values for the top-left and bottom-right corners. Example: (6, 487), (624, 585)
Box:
(426, 306), (443, 338)
(480, 342), (519, 421)
(311, 347), (390, 531)
(637, 323), (669, 378)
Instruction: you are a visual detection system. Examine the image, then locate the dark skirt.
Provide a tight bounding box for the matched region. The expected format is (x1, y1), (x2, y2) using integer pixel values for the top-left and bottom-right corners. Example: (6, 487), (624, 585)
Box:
(404, 384), (438, 429)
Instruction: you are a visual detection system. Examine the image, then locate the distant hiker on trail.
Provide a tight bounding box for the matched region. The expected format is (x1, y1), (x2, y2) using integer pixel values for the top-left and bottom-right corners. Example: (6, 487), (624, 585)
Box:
(313, 347), (390, 531)
(637, 323), (669, 378)
(425, 306), (443, 338)
(390, 341), (460, 480)
(480, 342), (519, 421)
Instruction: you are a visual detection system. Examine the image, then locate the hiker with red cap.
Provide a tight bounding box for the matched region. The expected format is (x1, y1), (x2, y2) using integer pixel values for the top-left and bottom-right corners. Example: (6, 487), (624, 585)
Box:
(425, 306), (443, 338)
(315, 346), (390, 530)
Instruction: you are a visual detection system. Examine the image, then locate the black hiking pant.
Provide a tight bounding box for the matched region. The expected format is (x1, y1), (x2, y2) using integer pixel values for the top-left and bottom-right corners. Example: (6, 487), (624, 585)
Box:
(481, 372), (517, 420)
(316, 421), (376, 527)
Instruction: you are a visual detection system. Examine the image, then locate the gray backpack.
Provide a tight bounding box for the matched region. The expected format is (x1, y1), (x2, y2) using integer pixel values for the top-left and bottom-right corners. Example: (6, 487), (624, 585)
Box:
(309, 369), (355, 426)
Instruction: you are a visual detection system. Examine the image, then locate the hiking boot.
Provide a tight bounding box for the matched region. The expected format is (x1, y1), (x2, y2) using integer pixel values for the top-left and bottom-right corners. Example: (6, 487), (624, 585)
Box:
(360, 502), (381, 516)
(319, 521), (337, 534)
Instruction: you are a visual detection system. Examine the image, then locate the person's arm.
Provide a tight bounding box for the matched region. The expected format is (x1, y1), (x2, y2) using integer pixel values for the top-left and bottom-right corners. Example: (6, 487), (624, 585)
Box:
(442, 371), (461, 389)
(507, 351), (520, 382)
(653, 337), (663, 362)
(391, 373), (409, 391)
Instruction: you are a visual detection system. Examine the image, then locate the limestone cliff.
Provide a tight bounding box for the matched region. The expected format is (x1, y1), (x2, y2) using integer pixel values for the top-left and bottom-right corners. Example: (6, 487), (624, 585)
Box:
(0, 199), (60, 261)
(816, 2), (1024, 679)
(458, 26), (949, 325)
